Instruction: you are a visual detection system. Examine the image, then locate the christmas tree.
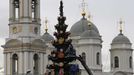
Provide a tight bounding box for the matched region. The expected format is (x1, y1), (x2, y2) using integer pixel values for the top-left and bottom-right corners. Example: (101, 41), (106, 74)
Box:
(46, 0), (79, 75)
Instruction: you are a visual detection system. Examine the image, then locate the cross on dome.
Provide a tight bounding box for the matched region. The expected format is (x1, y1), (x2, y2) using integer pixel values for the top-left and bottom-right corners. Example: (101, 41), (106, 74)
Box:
(81, 0), (88, 17)
(119, 18), (124, 34)
(45, 17), (48, 33)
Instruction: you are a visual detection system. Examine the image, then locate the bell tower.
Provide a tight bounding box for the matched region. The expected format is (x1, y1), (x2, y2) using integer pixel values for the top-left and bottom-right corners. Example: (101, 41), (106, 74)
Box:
(3, 0), (46, 75)
(9, 0), (40, 39)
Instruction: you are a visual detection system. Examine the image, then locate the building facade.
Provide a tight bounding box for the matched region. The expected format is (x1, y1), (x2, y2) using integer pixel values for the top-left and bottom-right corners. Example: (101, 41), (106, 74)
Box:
(2, 0), (133, 75)
(2, 0), (47, 75)
(70, 15), (133, 75)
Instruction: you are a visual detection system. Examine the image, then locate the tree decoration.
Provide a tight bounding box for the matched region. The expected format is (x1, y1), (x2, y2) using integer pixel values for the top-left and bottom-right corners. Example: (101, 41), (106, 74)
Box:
(46, 1), (94, 75)
(46, 0), (79, 75)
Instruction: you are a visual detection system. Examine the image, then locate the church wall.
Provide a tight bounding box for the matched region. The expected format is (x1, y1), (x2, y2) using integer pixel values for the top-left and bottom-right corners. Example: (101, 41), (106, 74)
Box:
(78, 44), (102, 71)
(111, 44), (131, 49)
(110, 49), (133, 73)
(4, 0), (134, 75)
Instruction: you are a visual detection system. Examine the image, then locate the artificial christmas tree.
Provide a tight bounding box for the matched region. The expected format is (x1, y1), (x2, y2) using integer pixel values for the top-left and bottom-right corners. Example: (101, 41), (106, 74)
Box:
(46, 1), (79, 75)
(46, 1), (93, 75)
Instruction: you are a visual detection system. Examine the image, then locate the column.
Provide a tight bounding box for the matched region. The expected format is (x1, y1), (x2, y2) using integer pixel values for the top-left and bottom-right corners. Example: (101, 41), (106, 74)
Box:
(40, 53), (44, 74)
(9, 0), (15, 21)
(44, 54), (48, 73)
(18, 52), (24, 75)
(43, 54), (46, 74)
(29, 52), (34, 74)
(24, 52), (29, 73)
(28, 0), (32, 18)
(7, 53), (11, 75)
(20, 0), (31, 22)
(4, 54), (7, 75)
(35, 0), (40, 22)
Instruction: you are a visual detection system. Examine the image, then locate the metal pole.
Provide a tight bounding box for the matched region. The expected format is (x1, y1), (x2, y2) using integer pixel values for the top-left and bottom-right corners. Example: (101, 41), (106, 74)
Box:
(77, 55), (93, 75)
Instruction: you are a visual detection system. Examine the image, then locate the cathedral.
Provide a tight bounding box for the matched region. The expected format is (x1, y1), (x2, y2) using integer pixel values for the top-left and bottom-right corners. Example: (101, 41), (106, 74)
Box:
(2, 0), (133, 75)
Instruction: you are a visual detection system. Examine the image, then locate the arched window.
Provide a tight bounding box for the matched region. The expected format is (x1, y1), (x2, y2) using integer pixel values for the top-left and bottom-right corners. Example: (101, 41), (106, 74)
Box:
(129, 56), (132, 68)
(12, 54), (18, 75)
(33, 54), (39, 75)
(31, 0), (37, 19)
(82, 52), (86, 63)
(34, 27), (38, 34)
(114, 56), (119, 68)
(96, 52), (100, 65)
(13, 0), (19, 19)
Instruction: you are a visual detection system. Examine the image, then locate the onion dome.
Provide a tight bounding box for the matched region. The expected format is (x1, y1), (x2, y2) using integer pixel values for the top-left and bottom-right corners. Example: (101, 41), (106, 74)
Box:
(112, 19), (131, 44)
(81, 29), (100, 39)
(42, 18), (54, 42)
(112, 33), (130, 44)
(42, 32), (54, 42)
(70, 17), (99, 36)
(70, 0), (99, 37)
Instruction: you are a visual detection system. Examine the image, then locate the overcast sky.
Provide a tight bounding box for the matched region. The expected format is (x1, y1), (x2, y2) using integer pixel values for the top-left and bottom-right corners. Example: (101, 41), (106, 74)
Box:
(0, 0), (134, 72)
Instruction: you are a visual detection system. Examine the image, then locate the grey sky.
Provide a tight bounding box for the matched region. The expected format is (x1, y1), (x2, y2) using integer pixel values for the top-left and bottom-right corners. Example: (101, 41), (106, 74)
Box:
(0, 0), (134, 71)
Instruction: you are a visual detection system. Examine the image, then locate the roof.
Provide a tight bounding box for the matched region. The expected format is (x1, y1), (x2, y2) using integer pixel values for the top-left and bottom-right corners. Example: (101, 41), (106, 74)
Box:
(3, 39), (46, 48)
(112, 33), (131, 44)
(4, 39), (22, 47)
(70, 17), (99, 36)
(80, 30), (100, 38)
(42, 32), (54, 42)
(31, 39), (46, 47)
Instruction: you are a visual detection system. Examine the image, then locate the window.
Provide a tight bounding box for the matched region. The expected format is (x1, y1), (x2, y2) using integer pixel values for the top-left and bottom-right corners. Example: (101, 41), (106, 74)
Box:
(34, 27), (38, 34)
(114, 56), (119, 68)
(129, 56), (132, 68)
(96, 52), (100, 65)
(82, 52), (86, 63)
(31, 0), (37, 19)
(33, 54), (39, 75)
(12, 54), (18, 75)
(13, 0), (19, 19)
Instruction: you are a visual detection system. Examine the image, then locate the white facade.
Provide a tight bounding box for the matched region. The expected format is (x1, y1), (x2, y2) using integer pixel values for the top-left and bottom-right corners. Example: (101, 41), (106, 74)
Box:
(110, 34), (133, 75)
(2, 0), (133, 75)
(69, 17), (133, 75)
(3, 0), (47, 75)
(70, 32), (133, 75)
